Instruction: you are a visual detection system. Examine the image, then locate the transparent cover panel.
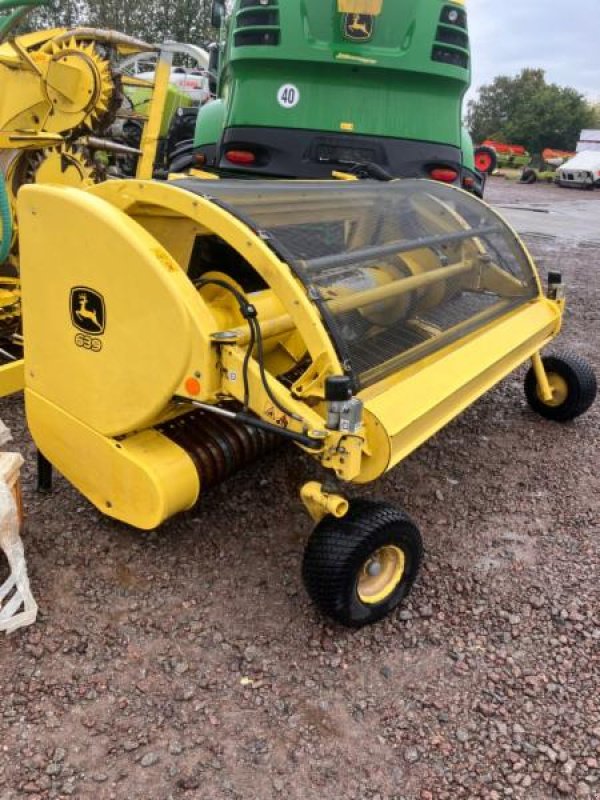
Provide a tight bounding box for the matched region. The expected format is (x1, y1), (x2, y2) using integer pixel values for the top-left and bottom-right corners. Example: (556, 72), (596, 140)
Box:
(175, 179), (539, 389)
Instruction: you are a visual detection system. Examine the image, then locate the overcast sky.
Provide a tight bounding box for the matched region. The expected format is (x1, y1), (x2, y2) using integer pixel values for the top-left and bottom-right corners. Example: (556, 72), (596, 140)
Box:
(466, 0), (599, 105)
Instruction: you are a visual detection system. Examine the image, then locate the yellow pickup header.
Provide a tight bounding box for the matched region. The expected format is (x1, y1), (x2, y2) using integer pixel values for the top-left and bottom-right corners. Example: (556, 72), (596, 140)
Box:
(337, 0), (383, 15)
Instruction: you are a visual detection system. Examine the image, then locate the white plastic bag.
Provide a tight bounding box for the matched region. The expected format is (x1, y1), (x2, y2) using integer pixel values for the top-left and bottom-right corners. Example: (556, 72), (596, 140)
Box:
(0, 422), (38, 634)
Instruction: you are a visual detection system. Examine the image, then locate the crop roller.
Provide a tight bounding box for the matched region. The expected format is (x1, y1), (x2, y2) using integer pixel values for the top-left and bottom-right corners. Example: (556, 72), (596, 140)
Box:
(15, 177), (596, 626)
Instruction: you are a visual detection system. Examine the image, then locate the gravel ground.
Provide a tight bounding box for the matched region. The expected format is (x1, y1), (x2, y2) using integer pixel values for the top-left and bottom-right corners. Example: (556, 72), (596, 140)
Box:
(1, 178), (599, 800)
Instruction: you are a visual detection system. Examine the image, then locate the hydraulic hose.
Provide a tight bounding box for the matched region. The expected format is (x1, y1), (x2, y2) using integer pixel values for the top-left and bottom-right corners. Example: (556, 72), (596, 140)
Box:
(0, 172), (12, 265)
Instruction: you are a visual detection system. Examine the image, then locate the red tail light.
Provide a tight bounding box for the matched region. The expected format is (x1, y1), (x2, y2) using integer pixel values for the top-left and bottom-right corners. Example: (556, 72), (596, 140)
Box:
(225, 150), (256, 165)
(430, 167), (458, 183)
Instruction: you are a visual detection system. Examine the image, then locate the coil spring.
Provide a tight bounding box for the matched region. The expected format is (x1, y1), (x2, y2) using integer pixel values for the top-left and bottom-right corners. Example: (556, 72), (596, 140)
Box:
(158, 410), (278, 491)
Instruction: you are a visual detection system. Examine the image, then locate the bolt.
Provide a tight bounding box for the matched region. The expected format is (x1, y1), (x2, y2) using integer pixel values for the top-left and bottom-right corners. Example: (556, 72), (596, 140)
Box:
(367, 560), (382, 577)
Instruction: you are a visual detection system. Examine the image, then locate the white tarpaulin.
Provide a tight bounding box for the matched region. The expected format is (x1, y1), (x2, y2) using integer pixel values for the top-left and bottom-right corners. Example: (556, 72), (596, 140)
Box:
(576, 130), (600, 153)
(559, 151), (600, 172)
(0, 422), (38, 634)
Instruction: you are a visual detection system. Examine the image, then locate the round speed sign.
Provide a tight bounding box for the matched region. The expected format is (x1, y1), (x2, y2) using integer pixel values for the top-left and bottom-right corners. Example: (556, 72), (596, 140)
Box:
(277, 84), (300, 109)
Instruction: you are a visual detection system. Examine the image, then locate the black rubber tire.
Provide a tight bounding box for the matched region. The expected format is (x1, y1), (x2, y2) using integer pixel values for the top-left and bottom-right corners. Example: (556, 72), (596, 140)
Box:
(169, 146), (194, 173)
(302, 499), (423, 627)
(524, 352), (597, 422)
(520, 167), (537, 184)
(474, 146), (497, 175)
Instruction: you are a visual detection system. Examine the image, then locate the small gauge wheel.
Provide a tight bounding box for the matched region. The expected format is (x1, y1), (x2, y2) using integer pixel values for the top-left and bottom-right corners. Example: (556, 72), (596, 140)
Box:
(525, 352), (597, 422)
(302, 499), (423, 627)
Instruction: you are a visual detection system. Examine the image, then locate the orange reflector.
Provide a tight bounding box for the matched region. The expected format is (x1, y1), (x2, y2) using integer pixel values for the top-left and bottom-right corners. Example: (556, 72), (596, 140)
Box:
(225, 150), (256, 165)
(194, 152), (207, 166)
(430, 168), (459, 183)
(185, 378), (201, 396)
(463, 176), (475, 188)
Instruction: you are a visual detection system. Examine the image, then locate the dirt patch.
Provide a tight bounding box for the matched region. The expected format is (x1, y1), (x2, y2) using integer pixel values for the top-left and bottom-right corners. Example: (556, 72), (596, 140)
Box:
(0, 178), (599, 800)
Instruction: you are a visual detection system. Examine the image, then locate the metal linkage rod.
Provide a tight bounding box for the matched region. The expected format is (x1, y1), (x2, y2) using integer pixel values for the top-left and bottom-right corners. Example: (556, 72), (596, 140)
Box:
(302, 224), (501, 273)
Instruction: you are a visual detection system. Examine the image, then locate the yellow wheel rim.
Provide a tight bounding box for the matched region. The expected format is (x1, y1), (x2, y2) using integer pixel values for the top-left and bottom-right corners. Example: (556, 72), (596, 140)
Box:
(357, 545), (406, 605)
(537, 372), (569, 407)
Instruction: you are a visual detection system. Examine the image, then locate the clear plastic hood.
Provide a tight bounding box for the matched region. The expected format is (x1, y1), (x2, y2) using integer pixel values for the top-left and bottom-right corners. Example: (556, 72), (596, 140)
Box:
(175, 178), (539, 389)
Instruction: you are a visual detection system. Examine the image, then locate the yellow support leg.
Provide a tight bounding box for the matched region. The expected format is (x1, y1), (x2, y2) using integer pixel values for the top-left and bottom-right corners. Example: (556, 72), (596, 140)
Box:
(531, 351), (553, 403)
(301, 481), (349, 522)
(136, 48), (174, 180)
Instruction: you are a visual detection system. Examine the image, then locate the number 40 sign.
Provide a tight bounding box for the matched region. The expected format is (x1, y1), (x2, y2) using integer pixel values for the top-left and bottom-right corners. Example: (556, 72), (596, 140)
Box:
(277, 83), (300, 109)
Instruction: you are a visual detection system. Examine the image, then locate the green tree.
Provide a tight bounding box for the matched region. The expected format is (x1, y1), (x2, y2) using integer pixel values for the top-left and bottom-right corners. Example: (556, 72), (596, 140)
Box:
(25, 0), (88, 31)
(87, 0), (215, 45)
(467, 69), (597, 153)
(589, 103), (600, 129)
(24, 0), (217, 47)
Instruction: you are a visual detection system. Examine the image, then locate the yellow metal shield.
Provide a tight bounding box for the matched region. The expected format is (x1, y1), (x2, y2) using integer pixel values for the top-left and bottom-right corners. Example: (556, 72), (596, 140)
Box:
(337, 0), (383, 15)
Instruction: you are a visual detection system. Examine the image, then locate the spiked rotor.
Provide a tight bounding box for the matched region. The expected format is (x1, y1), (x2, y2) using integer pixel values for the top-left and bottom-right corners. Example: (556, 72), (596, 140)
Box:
(19, 144), (97, 188)
(42, 38), (115, 134)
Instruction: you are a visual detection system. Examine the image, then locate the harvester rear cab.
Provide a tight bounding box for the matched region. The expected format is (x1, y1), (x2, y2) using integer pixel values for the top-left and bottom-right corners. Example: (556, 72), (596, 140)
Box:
(190, 0), (484, 194)
(14, 174), (596, 627)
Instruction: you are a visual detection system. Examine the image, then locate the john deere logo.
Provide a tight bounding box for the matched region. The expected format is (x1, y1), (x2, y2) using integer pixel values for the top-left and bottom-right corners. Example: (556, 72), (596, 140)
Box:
(343, 13), (374, 41)
(70, 287), (105, 335)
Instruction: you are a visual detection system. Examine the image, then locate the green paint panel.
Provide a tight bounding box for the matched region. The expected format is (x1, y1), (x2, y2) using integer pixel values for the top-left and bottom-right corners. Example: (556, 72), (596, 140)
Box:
(223, 62), (463, 145)
(197, 0), (473, 164)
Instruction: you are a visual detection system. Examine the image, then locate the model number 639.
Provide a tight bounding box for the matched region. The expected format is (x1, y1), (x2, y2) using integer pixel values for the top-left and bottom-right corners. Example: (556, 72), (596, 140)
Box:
(75, 333), (102, 352)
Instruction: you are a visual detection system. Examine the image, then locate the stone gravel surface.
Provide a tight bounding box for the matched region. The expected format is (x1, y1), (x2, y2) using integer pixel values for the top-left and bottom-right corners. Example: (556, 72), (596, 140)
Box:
(0, 178), (598, 800)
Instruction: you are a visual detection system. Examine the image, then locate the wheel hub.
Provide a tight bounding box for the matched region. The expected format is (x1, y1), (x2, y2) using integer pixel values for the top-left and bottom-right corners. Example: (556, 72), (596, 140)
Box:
(537, 372), (568, 407)
(367, 560), (383, 577)
(475, 152), (493, 172)
(358, 545), (405, 605)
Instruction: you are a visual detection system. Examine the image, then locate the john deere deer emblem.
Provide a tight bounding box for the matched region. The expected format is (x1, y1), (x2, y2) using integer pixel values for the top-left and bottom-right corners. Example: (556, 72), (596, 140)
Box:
(343, 13), (374, 41)
(70, 287), (105, 335)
